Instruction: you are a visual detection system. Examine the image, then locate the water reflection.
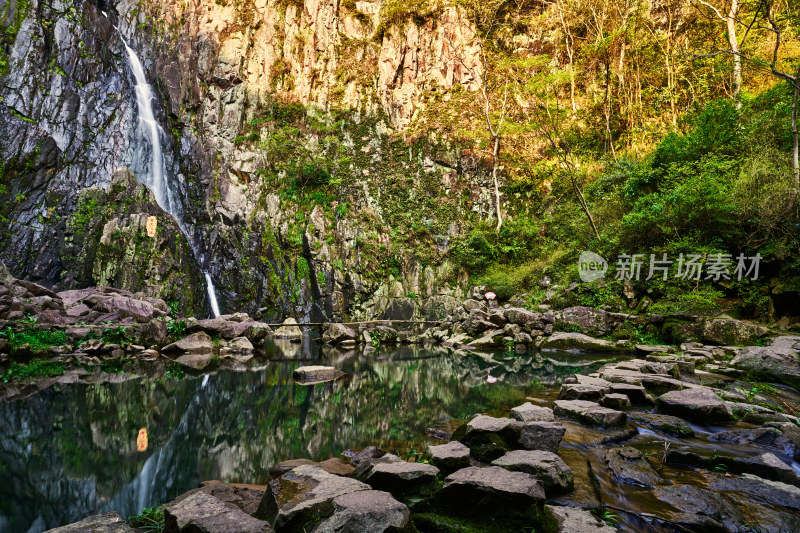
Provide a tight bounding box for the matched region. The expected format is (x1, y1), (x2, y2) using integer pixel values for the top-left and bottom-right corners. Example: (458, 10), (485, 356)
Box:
(0, 340), (614, 532)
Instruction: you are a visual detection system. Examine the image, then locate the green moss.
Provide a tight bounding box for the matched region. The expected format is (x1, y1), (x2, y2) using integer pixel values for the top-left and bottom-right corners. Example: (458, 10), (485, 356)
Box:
(0, 359), (65, 382)
(0, 324), (67, 354)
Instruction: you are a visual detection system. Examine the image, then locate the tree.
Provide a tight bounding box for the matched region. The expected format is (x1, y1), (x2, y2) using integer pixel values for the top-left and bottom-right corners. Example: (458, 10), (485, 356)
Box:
(695, 0), (743, 108)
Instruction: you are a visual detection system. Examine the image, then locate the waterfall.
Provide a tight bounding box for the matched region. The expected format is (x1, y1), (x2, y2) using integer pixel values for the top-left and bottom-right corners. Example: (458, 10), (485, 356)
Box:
(118, 33), (221, 317)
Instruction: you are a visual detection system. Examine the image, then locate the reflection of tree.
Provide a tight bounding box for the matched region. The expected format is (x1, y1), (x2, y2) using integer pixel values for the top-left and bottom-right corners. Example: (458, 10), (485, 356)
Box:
(0, 348), (588, 532)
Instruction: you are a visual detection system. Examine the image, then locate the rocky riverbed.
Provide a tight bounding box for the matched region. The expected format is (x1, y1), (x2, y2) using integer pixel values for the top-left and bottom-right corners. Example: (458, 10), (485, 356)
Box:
(2, 265), (800, 532)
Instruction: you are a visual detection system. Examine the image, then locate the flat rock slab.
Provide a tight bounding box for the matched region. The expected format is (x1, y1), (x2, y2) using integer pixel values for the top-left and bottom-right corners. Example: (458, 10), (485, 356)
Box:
(559, 384), (608, 402)
(510, 402), (555, 422)
(359, 460), (440, 493)
(314, 490), (412, 532)
(657, 388), (733, 424)
(256, 465), (370, 530)
(162, 332), (214, 355)
(604, 447), (663, 487)
(175, 480), (266, 516)
(553, 400), (627, 427)
(710, 473), (800, 511)
(547, 505), (616, 532)
(46, 512), (134, 533)
(165, 492), (272, 533)
(610, 383), (652, 405)
(666, 449), (799, 486)
(426, 441), (470, 474)
(518, 421), (567, 453)
(491, 450), (574, 495)
(270, 457), (355, 478)
(292, 365), (344, 384)
(708, 427), (800, 462)
(630, 413), (694, 438)
(440, 466), (545, 508)
(542, 332), (632, 353)
(600, 393), (631, 411)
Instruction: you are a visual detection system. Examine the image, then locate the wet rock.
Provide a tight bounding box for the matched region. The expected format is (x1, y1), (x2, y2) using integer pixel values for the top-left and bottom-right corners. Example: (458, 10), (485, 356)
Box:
(313, 490), (413, 532)
(438, 466), (545, 509)
(601, 368), (686, 395)
(189, 480), (267, 516)
(162, 332), (214, 355)
(321, 322), (357, 344)
(426, 441), (471, 474)
(292, 366), (344, 384)
(270, 458), (355, 478)
(708, 427), (800, 460)
(452, 415), (520, 462)
(273, 318), (304, 340)
(652, 484), (745, 532)
(710, 473), (800, 511)
(557, 306), (613, 336)
(47, 512), (134, 532)
(491, 450), (574, 495)
(667, 449), (799, 486)
(341, 446), (386, 466)
(542, 332), (632, 353)
(702, 318), (768, 346)
(731, 336), (800, 388)
(546, 505), (616, 532)
(604, 447), (663, 487)
(657, 388), (733, 424)
(255, 465), (370, 530)
(174, 352), (217, 371)
(558, 383), (608, 402)
(517, 422), (567, 453)
(600, 393), (631, 411)
(553, 400), (627, 427)
(357, 460), (439, 494)
(510, 402), (555, 422)
(165, 491), (272, 533)
(630, 413), (694, 437)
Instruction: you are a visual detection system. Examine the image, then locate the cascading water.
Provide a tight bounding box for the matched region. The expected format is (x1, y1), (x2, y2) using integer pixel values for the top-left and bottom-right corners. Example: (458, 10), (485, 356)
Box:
(117, 30), (221, 317)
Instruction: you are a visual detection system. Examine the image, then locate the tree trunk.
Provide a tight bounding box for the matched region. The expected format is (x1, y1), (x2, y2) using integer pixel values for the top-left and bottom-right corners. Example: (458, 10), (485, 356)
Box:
(792, 73), (799, 201)
(492, 135), (503, 233)
(727, 0), (741, 108)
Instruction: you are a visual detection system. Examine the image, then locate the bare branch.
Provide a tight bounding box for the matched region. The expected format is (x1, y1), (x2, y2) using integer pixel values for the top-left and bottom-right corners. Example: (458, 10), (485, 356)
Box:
(694, 0), (726, 21)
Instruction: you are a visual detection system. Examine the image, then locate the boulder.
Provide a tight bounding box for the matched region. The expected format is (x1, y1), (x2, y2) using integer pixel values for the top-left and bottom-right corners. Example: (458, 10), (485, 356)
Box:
(438, 466), (545, 509)
(313, 490), (413, 532)
(652, 485), (745, 531)
(341, 446), (386, 466)
(426, 441), (471, 474)
(557, 306), (612, 336)
(546, 505), (616, 532)
(47, 512), (134, 532)
(491, 450), (574, 495)
(657, 388), (733, 424)
(505, 308), (543, 329)
(321, 323), (357, 344)
(702, 317), (768, 346)
(162, 332), (214, 355)
(452, 415), (522, 461)
(357, 460), (439, 494)
(553, 400), (627, 427)
(165, 492), (272, 533)
(558, 384), (608, 402)
(542, 332), (632, 353)
(630, 413), (694, 437)
(273, 318), (303, 340)
(517, 422), (567, 453)
(604, 447), (663, 487)
(255, 465), (370, 530)
(600, 368), (687, 395)
(731, 336), (800, 388)
(609, 383), (652, 405)
(600, 393), (631, 411)
(468, 329), (505, 349)
(510, 402), (555, 422)
(710, 473), (800, 511)
(293, 366), (344, 384)
(270, 458), (355, 478)
(707, 427), (800, 460)
(95, 295), (164, 322)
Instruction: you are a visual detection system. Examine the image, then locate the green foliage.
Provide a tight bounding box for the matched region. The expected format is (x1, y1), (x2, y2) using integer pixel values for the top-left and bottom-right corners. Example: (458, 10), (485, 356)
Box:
(164, 362), (185, 380)
(128, 506), (165, 533)
(297, 256), (310, 280)
(0, 325), (67, 353)
(0, 359), (65, 382)
(167, 320), (187, 340)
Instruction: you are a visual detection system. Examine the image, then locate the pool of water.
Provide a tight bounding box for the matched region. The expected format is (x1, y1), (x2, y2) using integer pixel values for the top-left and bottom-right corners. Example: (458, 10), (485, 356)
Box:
(0, 339), (619, 532)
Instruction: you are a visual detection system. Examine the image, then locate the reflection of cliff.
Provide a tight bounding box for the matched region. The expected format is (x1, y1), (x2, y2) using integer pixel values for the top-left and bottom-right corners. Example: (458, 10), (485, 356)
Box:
(0, 347), (585, 532)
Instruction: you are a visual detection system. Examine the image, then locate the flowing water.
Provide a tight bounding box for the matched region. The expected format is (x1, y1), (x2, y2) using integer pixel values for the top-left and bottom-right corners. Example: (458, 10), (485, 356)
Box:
(119, 32), (221, 317)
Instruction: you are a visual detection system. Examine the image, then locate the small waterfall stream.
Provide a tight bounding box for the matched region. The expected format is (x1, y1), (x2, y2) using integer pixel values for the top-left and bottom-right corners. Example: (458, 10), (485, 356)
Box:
(117, 28), (221, 317)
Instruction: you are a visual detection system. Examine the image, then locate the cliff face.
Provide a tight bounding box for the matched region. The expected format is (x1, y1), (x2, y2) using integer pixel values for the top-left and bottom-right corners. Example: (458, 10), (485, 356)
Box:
(0, 0), (493, 319)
